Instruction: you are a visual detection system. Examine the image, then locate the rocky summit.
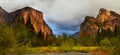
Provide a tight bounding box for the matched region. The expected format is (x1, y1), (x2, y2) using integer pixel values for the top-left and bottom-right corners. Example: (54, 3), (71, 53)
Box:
(0, 7), (53, 39)
(79, 8), (120, 37)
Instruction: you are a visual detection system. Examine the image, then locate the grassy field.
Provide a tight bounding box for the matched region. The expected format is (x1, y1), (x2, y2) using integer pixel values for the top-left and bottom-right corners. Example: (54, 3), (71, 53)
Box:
(3, 46), (107, 55)
(6, 46), (102, 53)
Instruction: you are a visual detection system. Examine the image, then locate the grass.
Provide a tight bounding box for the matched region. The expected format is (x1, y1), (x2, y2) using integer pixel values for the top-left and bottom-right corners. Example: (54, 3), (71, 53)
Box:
(1, 46), (103, 54)
(72, 46), (100, 52)
(17, 46), (100, 53)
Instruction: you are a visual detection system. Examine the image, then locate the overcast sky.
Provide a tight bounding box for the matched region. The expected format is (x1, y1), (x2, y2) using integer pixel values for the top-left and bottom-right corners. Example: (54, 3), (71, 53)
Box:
(0, 0), (120, 35)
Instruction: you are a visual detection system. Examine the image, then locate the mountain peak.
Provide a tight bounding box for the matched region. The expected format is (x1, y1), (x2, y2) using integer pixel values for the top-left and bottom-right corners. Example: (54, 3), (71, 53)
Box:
(99, 8), (109, 13)
(23, 6), (33, 9)
(0, 6), (53, 39)
(21, 6), (43, 13)
(79, 8), (120, 37)
(97, 8), (111, 22)
(84, 16), (96, 22)
(22, 6), (36, 10)
(11, 7), (53, 39)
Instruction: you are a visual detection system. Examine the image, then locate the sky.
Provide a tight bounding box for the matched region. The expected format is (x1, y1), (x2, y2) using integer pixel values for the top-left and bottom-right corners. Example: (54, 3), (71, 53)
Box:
(0, 0), (120, 35)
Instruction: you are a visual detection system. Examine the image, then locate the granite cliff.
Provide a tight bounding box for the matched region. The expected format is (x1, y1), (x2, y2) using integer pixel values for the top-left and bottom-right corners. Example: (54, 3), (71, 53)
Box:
(79, 8), (120, 37)
(0, 7), (53, 39)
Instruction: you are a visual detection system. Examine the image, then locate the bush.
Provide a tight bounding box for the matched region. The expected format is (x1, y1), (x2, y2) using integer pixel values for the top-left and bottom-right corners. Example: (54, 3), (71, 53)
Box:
(100, 36), (120, 55)
(77, 36), (97, 46)
(100, 37), (112, 49)
(0, 23), (17, 54)
(0, 23), (37, 54)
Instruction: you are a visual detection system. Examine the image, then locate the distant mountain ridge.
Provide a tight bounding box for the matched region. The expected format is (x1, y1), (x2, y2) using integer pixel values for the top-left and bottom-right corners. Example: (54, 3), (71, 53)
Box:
(0, 6), (53, 39)
(79, 8), (120, 37)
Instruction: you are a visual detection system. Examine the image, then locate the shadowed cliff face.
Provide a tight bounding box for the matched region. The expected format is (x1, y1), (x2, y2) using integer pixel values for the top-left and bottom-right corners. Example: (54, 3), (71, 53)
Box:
(11, 7), (53, 39)
(0, 7), (7, 23)
(79, 8), (120, 37)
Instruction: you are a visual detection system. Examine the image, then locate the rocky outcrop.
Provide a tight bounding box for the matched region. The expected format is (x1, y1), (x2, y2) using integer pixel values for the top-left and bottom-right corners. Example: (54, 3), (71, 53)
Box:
(97, 8), (120, 32)
(11, 7), (53, 39)
(0, 7), (53, 39)
(0, 7), (7, 23)
(97, 8), (111, 22)
(80, 16), (99, 37)
(79, 8), (120, 37)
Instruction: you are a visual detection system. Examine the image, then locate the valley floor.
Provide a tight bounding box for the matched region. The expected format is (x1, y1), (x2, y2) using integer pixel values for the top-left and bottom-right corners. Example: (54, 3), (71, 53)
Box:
(2, 46), (107, 55)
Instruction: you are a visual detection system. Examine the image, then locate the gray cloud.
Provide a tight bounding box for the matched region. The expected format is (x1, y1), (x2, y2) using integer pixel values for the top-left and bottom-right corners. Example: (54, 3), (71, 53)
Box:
(0, 0), (35, 12)
(0, 0), (120, 35)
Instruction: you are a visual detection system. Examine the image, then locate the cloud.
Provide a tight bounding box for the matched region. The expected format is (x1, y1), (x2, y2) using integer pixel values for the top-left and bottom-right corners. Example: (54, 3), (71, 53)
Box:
(0, 0), (35, 12)
(0, 0), (120, 35)
(45, 0), (120, 35)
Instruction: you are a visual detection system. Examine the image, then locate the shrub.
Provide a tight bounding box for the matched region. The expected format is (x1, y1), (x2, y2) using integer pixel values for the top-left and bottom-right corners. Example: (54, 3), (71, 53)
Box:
(100, 36), (120, 55)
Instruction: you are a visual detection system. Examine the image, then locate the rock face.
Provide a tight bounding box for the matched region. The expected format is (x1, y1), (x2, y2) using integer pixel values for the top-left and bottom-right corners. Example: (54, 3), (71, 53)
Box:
(0, 7), (53, 39)
(79, 8), (120, 37)
(0, 7), (7, 23)
(97, 8), (111, 23)
(80, 16), (99, 37)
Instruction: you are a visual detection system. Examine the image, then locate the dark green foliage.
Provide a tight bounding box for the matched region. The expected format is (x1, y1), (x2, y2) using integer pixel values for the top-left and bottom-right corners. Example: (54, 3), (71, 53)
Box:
(96, 26), (120, 55)
(96, 28), (115, 45)
(0, 23), (34, 47)
(77, 36), (97, 46)
(99, 35), (120, 55)
(0, 21), (56, 47)
(0, 23), (16, 47)
(50, 33), (77, 47)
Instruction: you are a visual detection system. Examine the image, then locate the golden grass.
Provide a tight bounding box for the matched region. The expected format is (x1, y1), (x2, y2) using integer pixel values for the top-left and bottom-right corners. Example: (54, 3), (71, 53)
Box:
(27, 46), (101, 53)
(73, 46), (100, 51)
(5, 46), (101, 54)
